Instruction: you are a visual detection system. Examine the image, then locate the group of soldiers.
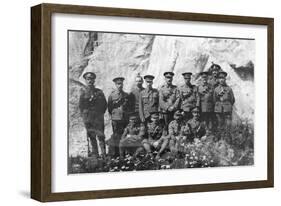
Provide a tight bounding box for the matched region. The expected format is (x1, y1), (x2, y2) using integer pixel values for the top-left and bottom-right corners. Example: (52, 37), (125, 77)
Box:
(78, 63), (235, 160)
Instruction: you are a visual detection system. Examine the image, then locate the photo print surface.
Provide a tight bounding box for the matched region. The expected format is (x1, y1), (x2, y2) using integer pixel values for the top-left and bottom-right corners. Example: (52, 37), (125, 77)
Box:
(68, 30), (255, 174)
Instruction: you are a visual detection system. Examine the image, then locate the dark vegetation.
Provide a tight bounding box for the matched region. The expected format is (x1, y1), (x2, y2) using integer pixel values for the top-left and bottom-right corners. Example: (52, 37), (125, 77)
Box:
(68, 122), (254, 174)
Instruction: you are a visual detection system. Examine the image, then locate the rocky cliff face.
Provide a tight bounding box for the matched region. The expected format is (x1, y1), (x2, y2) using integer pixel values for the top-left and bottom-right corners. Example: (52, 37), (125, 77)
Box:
(68, 31), (255, 157)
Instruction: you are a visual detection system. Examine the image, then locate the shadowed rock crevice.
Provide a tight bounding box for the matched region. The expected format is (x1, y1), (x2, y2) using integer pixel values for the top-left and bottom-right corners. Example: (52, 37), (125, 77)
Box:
(230, 61), (254, 81)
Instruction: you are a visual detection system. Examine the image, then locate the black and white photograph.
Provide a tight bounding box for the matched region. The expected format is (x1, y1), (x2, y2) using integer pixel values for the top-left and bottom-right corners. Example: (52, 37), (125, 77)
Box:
(68, 30), (255, 174)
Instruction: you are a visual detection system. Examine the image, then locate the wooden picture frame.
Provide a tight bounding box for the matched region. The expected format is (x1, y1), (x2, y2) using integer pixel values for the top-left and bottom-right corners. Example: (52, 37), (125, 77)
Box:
(31, 3), (274, 202)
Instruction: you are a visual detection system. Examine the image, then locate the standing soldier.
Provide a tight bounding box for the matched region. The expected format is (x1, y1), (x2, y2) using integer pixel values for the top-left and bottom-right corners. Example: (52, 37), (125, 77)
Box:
(79, 72), (107, 158)
(179, 72), (198, 121)
(107, 77), (130, 157)
(208, 63), (221, 89)
(159, 72), (180, 134)
(213, 71), (235, 134)
(139, 75), (159, 123)
(197, 72), (214, 131)
(129, 74), (144, 116)
(181, 107), (207, 143)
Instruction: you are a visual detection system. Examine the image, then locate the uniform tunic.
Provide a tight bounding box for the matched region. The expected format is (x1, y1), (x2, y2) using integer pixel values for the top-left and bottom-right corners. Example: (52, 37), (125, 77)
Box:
(181, 118), (206, 141)
(179, 84), (198, 113)
(159, 84), (180, 113)
(208, 76), (219, 89)
(213, 84), (235, 113)
(139, 88), (159, 121)
(142, 121), (165, 146)
(197, 83), (214, 112)
(129, 86), (144, 114)
(168, 120), (183, 139)
(108, 90), (130, 121)
(159, 84), (180, 132)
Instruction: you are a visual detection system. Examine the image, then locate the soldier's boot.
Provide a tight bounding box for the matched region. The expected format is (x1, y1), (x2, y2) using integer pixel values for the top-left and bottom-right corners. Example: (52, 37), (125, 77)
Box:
(133, 147), (145, 159)
(111, 134), (121, 158)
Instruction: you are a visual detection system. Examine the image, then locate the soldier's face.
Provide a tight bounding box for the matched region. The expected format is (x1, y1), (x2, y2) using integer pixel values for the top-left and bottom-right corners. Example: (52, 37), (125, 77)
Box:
(165, 77), (173, 85)
(115, 82), (123, 91)
(146, 80), (153, 88)
(135, 77), (143, 87)
(184, 77), (191, 84)
(85, 77), (95, 86)
(212, 70), (218, 77)
(219, 77), (226, 85)
(202, 77), (208, 84)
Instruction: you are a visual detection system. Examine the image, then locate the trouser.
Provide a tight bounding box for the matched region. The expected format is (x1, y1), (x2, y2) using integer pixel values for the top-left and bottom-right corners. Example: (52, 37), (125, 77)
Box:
(119, 135), (142, 158)
(84, 122), (106, 157)
(161, 112), (174, 135)
(109, 120), (127, 157)
(216, 112), (232, 133)
(142, 135), (169, 154)
(201, 112), (213, 131)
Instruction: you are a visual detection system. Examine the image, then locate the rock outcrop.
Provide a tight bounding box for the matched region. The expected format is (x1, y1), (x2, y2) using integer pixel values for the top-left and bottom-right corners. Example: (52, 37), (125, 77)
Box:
(68, 31), (255, 157)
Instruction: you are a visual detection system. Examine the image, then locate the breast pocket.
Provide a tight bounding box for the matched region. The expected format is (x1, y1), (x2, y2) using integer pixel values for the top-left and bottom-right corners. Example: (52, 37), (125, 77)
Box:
(162, 91), (170, 99)
(142, 95), (150, 104)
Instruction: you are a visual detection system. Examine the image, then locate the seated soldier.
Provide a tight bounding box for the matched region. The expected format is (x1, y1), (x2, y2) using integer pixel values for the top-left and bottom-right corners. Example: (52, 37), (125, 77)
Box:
(119, 112), (145, 158)
(168, 109), (185, 154)
(180, 106), (207, 143)
(141, 111), (169, 159)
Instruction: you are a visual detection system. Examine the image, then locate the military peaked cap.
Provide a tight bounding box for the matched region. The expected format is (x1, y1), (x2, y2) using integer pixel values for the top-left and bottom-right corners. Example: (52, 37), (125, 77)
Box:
(174, 109), (183, 117)
(209, 62), (222, 71)
(191, 106), (200, 113)
(83, 72), (96, 79)
(144, 75), (155, 81)
(200, 71), (209, 78)
(163, 71), (175, 78)
(113, 77), (125, 83)
(182, 72), (192, 77)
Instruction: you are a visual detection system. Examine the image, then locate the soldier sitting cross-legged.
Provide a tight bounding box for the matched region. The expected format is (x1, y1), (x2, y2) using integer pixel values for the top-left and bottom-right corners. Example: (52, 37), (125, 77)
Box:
(168, 109), (185, 155)
(141, 111), (170, 159)
(180, 106), (207, 144)
(119, 112), (145, 159)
